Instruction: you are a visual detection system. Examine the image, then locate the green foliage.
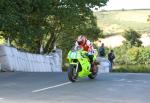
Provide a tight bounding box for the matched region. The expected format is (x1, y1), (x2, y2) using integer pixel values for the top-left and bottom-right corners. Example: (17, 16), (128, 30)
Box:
(0, 35), (5, 44)
(114, 46), (150, 65)
(126, 47), (139, 64)
(0, 0), (108, 54)
(113, 44), (130, 64)
(123, 29), (142, 47)
(138, 48), (150, 64)
(113, 29), (149, 65)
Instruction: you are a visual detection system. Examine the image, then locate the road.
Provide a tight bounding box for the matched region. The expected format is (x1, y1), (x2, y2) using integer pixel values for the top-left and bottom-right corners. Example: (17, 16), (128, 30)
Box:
(0, 72), (150, 103)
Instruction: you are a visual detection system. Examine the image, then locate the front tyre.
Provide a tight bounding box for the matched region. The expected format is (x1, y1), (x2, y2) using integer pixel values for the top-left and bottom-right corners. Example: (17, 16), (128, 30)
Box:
(68, 65), (78, 82)
(88, 63), (98, 79)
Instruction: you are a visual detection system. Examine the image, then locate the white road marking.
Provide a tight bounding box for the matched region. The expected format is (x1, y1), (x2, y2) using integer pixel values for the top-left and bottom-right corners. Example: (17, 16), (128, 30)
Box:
(127, 81), (133, 83)
(32, 82), (71, 93)
(0, 98), (4, 100)
(114, 79), (126, 82)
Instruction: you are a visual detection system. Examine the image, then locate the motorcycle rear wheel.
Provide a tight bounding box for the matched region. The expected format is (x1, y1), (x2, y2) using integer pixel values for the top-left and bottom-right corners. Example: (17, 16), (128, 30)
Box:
(88, 63), (98, 79)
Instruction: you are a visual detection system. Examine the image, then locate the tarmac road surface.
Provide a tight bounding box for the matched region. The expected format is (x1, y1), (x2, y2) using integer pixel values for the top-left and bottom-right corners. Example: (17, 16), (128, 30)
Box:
(0, 72), (150, 103)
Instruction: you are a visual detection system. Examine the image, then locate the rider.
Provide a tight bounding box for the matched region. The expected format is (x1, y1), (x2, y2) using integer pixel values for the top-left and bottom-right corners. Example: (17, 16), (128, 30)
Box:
(75, 35), (95, 63)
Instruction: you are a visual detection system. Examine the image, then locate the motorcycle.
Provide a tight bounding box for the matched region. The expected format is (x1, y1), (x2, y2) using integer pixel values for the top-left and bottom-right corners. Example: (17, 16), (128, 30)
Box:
(67, 46), (98, 82)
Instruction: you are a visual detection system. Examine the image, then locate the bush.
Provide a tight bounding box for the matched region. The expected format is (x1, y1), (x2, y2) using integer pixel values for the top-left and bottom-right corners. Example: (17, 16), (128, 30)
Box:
(123, 29), (142, 47)
(138, 47), (150, 64)
(114, 46), (150, 65)
(113, 46), (128, 64)
(126, 47), (139, 64)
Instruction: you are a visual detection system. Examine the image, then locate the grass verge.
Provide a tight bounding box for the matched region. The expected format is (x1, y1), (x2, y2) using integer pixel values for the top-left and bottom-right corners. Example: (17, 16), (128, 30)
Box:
(112, 64), (150, 73)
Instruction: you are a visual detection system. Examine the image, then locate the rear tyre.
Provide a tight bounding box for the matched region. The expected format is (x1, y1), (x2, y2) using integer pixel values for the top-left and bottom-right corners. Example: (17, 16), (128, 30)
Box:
(88, 63), (98, 79)
(68, 65), (78, 82)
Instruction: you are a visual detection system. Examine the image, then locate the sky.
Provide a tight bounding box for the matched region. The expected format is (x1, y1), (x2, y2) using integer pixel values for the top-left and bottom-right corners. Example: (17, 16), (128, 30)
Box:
(100, 0), (150, 10)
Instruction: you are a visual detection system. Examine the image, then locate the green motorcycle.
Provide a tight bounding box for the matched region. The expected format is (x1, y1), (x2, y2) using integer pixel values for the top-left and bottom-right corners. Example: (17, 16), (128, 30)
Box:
(67, 46), (98, 82)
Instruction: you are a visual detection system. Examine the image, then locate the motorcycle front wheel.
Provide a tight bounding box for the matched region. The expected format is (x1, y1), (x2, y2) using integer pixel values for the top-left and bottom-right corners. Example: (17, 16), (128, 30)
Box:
(68, 65), (78, 82)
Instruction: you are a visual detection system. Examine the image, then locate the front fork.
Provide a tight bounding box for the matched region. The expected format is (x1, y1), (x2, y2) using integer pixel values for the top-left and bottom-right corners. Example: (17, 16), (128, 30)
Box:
(70, 63), (79, 75)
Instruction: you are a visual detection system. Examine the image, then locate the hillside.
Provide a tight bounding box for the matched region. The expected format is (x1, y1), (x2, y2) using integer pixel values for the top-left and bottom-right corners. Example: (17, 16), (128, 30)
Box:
(94, 9), (150, 35)
(96, 34), (150, 48)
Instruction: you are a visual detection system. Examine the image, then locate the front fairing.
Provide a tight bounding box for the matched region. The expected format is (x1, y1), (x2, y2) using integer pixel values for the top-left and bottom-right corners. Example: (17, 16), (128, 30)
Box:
(67, 49), (91, 77)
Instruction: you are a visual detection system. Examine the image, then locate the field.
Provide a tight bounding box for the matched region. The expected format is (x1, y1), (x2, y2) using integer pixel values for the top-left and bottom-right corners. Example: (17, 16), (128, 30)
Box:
(94, 9), (150, 35)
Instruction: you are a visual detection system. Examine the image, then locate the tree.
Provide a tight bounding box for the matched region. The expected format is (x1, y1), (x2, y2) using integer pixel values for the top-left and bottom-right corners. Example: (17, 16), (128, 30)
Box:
(147, 15), (150, 22)
(123, 29), (142, 47)
(0, 0), (108, 54)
